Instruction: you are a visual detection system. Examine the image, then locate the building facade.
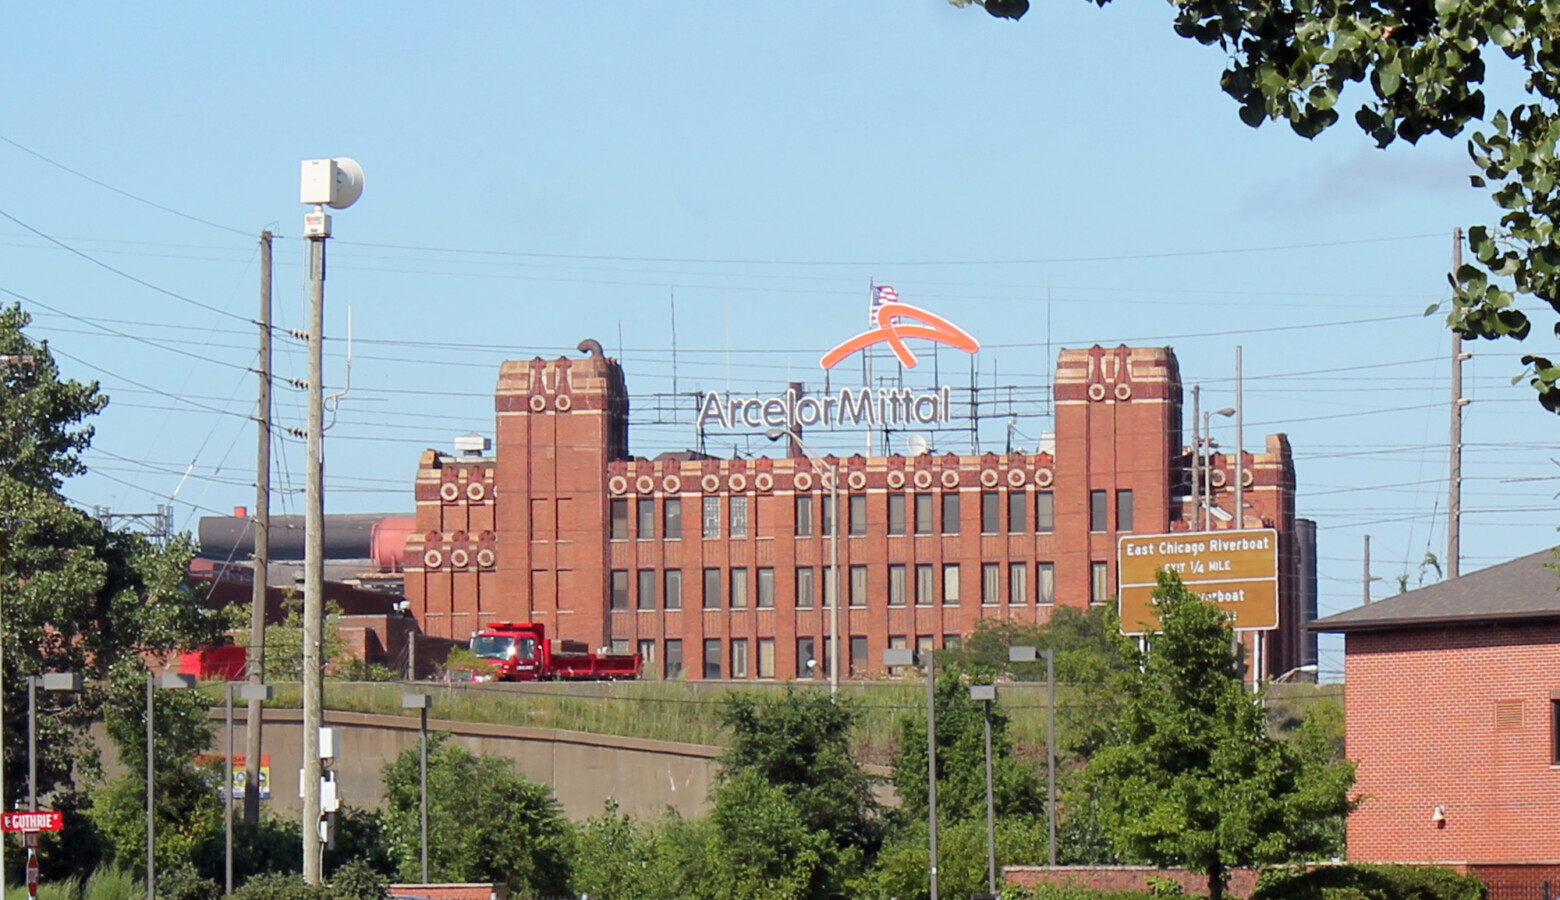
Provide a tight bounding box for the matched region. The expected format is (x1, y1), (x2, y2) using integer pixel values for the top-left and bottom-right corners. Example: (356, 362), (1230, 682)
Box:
(1314, 548), (1560, 866)
(404, 342), (1308, 680)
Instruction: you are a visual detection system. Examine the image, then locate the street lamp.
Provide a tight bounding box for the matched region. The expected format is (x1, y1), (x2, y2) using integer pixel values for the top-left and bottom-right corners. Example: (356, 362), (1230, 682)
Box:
(147, 672), (195, 900)
(1273, 664), (1318, 684)
(1006, 645), (1057, 867)
(401, 693), (433, 884)
(226, 683), (273, 895)
(765, 428), (840, 696)
(28, 673), (81, 811)
(968, 682), (998, 895)
(1202, 407), (1235, 531)
(299, 156), (363, 884)
(884, 646), (936, 900)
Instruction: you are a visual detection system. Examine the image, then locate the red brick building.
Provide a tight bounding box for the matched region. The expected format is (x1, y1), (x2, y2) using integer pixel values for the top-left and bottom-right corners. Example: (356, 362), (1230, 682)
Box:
(404, 342), (1311, 680)
(1313, 548), (1560, 865)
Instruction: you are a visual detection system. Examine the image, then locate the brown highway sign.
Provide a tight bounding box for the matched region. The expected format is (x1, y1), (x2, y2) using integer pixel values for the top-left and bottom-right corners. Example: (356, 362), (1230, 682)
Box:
(1118, 529), (1278, 634)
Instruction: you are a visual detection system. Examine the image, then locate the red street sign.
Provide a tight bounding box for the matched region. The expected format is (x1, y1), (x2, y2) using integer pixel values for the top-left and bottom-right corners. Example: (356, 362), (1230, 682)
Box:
(2, 812), (62, 833)
(26, 849), (38, 893)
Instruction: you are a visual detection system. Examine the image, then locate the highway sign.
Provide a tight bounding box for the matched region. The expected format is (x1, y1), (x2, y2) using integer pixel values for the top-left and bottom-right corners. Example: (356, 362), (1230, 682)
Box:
(1118, 529), (1279, 634)
(1, 812), (61, 833)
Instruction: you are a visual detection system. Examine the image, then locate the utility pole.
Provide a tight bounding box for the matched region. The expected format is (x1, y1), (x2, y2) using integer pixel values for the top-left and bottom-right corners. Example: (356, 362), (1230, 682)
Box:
(1449, 227), (1467, 580)
(1190, 385), (1201, 531)
(245, 230), (272, 826)
(1234, 346), (1244, 530)
(1363, 534), (1382, 603)
(301, 215), (326, 883)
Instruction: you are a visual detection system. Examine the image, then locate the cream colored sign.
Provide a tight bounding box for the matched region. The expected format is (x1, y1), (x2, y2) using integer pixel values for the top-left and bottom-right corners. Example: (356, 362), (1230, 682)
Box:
(1117, 529), (1278, 634)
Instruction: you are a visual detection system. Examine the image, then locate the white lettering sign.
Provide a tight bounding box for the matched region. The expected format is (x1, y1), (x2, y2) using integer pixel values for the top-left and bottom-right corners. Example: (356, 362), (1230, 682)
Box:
(696, 386), (953, 431)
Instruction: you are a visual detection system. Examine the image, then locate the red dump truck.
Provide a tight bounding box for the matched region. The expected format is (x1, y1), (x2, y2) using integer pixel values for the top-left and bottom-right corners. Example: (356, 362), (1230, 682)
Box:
(468, 622), (641, 682)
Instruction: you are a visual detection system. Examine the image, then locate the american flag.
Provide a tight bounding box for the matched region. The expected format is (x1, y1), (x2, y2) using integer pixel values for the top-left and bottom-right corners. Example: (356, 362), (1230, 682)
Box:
(870, 284), (899, 324)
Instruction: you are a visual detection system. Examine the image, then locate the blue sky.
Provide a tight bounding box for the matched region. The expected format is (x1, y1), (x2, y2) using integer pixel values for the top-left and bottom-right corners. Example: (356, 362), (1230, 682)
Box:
(2, 3), (1552, 678)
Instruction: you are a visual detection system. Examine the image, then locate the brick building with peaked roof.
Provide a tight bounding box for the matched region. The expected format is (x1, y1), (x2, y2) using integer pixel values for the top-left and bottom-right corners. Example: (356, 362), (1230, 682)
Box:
(1313, 547), (1560, 868)
(403, 342), (1315, 680)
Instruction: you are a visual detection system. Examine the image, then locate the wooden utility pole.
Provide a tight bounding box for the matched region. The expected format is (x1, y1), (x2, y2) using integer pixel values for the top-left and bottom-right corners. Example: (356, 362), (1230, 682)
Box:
(245, 230), (272, 825)
(1449, 228), (1466, 579)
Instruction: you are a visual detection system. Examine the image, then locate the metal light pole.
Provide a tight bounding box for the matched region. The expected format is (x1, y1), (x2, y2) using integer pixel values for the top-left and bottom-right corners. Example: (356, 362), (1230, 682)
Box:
(884, 646), (936, 900)
(969, 683), (997, 895)
(766, 428), (839, 695)
(1204, 407), (1235, 530)
(1042, 648), (1057, 866)
(401, 694), (432, 883)
(147, 673), (195, 900)
(28, 674), (80, 811)
(298, 157), (363, 884)
(226, 683), (272, 895)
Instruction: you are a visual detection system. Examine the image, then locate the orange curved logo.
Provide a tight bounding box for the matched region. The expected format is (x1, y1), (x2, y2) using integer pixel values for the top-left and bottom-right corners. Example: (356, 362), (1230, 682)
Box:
(820, 301), (980, 370)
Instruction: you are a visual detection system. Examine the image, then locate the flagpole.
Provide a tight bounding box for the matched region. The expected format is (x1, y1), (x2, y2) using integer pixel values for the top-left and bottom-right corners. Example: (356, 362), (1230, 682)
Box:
(866, 279), (874, 457)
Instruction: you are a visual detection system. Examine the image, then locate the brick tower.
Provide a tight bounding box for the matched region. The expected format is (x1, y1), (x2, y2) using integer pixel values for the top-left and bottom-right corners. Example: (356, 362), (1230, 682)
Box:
(491, 339), (629, 648)
(1052, 346), (1184, 606)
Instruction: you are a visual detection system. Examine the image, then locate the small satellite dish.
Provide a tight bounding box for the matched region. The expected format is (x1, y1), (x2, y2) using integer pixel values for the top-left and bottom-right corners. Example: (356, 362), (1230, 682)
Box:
(906, 434), (930, 457)
(328, 157), (365, 209)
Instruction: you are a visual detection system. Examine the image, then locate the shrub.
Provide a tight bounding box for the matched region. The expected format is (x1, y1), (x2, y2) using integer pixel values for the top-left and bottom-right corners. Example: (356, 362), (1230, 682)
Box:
(155, 865), (219, 900)
(1253, 865), (1487, 900)
(228, 873), (332, 900)
(330, 859), (387, 900)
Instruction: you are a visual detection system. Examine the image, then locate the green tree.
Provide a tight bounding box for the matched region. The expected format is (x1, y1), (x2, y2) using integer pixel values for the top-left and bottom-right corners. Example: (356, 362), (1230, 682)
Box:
(0, 304), (229, 880)
(951, 0), (1560, 412)
(380, 734), (571, 895)
(892, 670), (1046, 826)
(714, 688), (881, 856)
(1085, 572), (1356, 900)
(702, 770), (839, 900)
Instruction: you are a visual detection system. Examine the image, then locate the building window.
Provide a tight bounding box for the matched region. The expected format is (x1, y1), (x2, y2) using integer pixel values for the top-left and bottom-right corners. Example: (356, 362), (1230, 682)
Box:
(1010, 562), (1029, 605)
(850, 565), (868, 607)
(637, 569), (656, 611)
(1009, 491), (1027, 534)
(796, 566), (815, 608)
(888, 635), (908, 677)
(1117, 489), (1134, 533)
(664, 497), (682, 539)
(637, 640), (656, 673)
(757, 638), (776, 679)
(797, 637), (817, 678)
(795, 495), (814, 537)
(665, 640), (683, 679)
(731, 639), (749, 679)
(704, 639), (722, 680)
(945, 634), (963, 652)
(703, 497), (721, 539)
(825, 565), (839, 608)
(850, 494), (867, 536)
(665, 569), (683, 610)
(915, 493), (934, 534)
(1091, 562), (1110, 604)
(757, 567), (775, 608)
(916, 564), (935, 606)
(821, 495), (835, 536)
(1034, 493), (1053, 534)
(731, 568), (750, 609)
(1037, 562), (1055, 605)
(850, 636), (869, 677)
(610, 570), (629, 611)
(1090, 490), (1108, 532)
(916, 635), (935, 658)
(611, 638), (629, 654)
(637, 498), (655, 539)
(889, 564), (907, 606)
(888, 493), (907, 535)
(981, 491), (1000, 534)
(1551, 700), (1560, 763)
(704, 567), (722, 609)
(942, 493), (960, 535)
(730, 495), (749, 539)
(944, 563), (961, 605)
(822, 637), (835, 680)
(982, 563), (1002, 604)
(610, 499), (629, 540)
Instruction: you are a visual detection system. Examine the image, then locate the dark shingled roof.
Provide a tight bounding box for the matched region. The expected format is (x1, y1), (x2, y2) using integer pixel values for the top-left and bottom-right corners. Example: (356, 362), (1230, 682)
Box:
(1311, 546), (1560, 633)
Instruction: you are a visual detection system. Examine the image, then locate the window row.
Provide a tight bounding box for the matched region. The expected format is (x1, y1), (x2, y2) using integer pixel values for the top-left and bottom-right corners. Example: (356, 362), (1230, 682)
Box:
(618, 633), (966, 680)
(607, 561), (1093, 610)
(612, 489), (1113, 541)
